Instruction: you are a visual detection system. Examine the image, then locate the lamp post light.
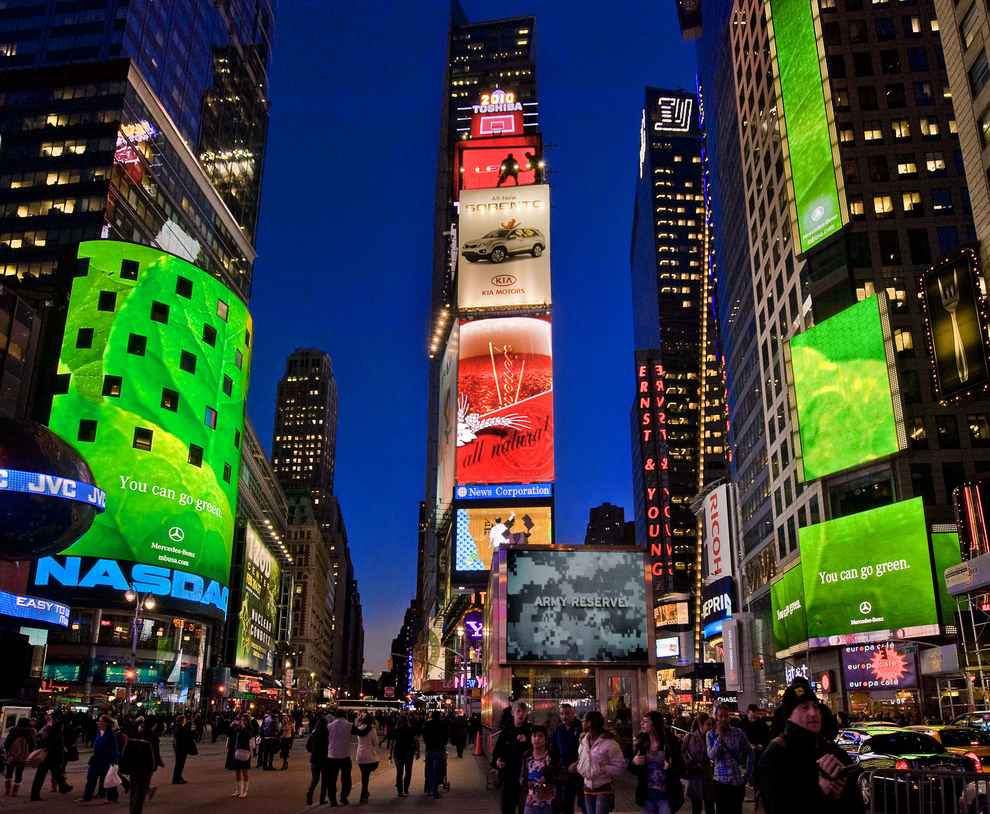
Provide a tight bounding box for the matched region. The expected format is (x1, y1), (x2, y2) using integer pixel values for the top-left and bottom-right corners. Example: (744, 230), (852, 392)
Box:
(123, 585), (155, 715)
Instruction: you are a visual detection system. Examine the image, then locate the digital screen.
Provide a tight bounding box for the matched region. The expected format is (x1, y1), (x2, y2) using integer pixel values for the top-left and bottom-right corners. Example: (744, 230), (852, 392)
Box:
(702, 576), (733, 638)
(801, 498), (939, 645)
(505, 549), (647, 662)
(436, 323), (459, 517)
(841, 642), (918, 691)
(655, 602), (689, 627)
(0, 591), (70, 628)
(35, 241), (251, 622)
(456, 316), (553, 485)
(931, 531), (962, 626)
(789, 295), (902, 481)
(0, 468), (105, 512)
(656, 637), (680, 658)
(471, 110), (524, 137)
(234, 524), (281, 673)
(458, 185), (551, 310)
(767, 0), (846, 253)
(922, 251), (990, 402)
(456, 135), (542, 198)
(771, 562), (808, 654)
(454, 505), (552, 574)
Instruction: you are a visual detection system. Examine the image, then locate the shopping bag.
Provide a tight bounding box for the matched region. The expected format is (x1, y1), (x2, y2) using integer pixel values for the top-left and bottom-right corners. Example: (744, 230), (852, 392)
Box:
(105, 764), (123, 788)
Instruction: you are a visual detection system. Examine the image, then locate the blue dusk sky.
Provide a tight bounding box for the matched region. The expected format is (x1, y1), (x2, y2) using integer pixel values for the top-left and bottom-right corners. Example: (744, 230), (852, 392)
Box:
(247, 1), (698, 675)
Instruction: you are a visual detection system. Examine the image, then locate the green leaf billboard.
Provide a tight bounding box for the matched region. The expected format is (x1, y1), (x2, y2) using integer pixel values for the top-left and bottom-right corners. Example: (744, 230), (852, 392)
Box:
(801, 498), (941, 646)
(33, 241), (251, 622)
(771, 561), (807, 655)
(767, 0), (847, 254)
(788, 295), (903, 481)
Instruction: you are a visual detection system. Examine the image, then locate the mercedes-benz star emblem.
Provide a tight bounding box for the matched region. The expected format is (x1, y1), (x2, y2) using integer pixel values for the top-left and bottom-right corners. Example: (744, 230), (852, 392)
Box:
(859, 601), (872, 615)
(168, 527), (184, 542)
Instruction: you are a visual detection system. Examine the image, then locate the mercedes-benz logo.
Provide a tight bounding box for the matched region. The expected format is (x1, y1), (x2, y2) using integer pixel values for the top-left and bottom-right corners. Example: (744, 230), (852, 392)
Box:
(859, 601), (872, 615)
(168, 527), (184, 542)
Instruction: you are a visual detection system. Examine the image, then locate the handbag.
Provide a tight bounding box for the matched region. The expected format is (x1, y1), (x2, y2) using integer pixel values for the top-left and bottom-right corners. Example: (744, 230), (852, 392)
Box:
(104, 764), (122, 788)
(66, 744), (80, 762)
(187, 741), (198, 756)
(233, 748), (251, 762)
(26, 749), (47, 768)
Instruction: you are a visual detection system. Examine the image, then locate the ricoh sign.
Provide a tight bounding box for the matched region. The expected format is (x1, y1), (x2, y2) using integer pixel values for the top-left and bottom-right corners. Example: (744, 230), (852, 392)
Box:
(703, 484), (732, 584)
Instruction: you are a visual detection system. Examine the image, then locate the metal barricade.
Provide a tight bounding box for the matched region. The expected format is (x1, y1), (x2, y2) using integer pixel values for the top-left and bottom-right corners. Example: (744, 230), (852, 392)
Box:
(862, 767), (988, 814)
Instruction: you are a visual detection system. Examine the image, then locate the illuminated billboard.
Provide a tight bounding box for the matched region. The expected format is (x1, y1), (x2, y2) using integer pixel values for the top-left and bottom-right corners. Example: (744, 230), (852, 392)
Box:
(436, 322), (459, 517)
(456, 316), (553, 485)
(456, 136), (542, 198)
(458, 185), (551, 310)
(767, 0), (847, 254)
(469, 89), (525, 137)
(787, 295), (904, 481)
(702, 576), (733, 638)
(801, 498), (940, 646)
(454, 505), (552, 579)
(234, 524), (281, 674)
(841, 642), (918, 691)
(33, 241), (251, 622)
(505, 548), (647, 662)
(655, 601), (689, 627)
(771, 562), (807, 655)
(922, 250), (990, 402)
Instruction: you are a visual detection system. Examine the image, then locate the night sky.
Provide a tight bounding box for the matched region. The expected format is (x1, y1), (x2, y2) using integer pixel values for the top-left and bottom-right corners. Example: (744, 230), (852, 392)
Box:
(247, 1), (698, 675)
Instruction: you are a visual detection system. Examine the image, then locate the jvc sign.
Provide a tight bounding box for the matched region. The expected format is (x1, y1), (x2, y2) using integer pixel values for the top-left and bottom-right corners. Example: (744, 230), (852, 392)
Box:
(703, 484), (731, 584)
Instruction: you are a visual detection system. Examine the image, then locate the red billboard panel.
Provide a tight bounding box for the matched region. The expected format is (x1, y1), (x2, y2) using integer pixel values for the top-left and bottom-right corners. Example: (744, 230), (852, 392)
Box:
(455, 135), (543, 199)
(471, 110), (524, 138)
(456, 316), (553, 485)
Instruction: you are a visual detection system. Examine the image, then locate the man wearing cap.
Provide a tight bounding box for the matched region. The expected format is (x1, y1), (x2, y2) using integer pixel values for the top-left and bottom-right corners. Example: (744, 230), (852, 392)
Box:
(759, 683), (864, 814)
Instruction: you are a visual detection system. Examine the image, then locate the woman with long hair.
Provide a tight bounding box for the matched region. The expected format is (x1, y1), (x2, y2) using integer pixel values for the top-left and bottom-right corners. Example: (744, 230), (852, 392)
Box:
(279, 714), (295, 770)
(577, 711), (626, 814)
(682, 713), (715, 814)
(77, 715), (119, 804)
(305, 715), (329, 806)
(388, 714), (420, 797)
(225, 713), (256, 798)
(629, 711), (685, 814)
(354, 712), (380, 803)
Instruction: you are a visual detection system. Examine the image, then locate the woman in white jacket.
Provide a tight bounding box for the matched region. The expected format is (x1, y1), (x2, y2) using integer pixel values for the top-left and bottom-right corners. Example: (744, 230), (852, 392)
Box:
(577, 711), (626, 814)
(353, 714), (380, 804)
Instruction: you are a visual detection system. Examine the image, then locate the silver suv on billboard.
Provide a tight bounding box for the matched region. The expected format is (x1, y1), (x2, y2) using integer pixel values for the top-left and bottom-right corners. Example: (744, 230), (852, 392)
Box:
(461, 227), (546, 263)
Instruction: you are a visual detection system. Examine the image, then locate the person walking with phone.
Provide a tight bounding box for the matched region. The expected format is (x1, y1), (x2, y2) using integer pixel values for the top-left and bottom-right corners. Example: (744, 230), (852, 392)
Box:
(706, 706), (753, 814)
(759, 683), (864, 814)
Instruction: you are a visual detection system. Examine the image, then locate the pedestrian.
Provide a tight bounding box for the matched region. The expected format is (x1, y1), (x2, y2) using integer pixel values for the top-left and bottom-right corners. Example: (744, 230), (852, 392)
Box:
(738, 704), (770, 809)
(628, 711), (685, 814)
(389, 713), (419, 797)
(77, 714), (119, 804)
(576, 710), (625, 814)
(421, 710), (448, 799)
(493, 701), (532, 814)
(118, 717), (160, 814)
(519, 725), (566, 814)
(4, 716), (36, 796)
(30, 718), (72, 800)
(451, 711), (469, 758)
(305, 716), (329, 806)
(260, 713), (279, 771)
(706, 705), (754, 814)
(171, 715), (195, 784)
(468, 713), (482, 747)
(681, 713), (715, 814)
(326, 708), (353, 805)
(279, 714), (295, 770)
(551, 704), (583, 814)
(225, 713), (255, 799)
(354, 713), (380, 803)
(759, 683), (864, 814)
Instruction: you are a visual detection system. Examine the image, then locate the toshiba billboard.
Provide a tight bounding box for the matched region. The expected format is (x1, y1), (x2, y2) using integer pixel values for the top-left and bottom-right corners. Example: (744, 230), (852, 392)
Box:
(703, 484), (732, 584)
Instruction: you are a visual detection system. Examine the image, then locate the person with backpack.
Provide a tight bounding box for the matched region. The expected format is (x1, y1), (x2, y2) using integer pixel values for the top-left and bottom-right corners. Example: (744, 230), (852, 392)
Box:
(118, 717), (160, 814)
(4, 717), (37, 796)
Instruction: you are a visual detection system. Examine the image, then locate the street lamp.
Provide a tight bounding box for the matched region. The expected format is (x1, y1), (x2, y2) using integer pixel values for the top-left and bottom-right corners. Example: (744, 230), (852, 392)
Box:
(123, 585), (155, 715)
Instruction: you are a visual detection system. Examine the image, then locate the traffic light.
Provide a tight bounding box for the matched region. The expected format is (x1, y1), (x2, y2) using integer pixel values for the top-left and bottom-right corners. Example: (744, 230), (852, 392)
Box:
(125, 669), (135, 681)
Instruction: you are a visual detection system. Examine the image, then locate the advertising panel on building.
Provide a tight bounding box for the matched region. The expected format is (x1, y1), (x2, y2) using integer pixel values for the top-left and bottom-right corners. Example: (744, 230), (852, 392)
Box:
(702, 483), (731, 584)
(466, 89), (526, 137)
(453, 505), (552, 582)
(787, 294), (905, 481)
(455, 135), (543, 198)
(800, 497), (940, 647)
(505, 548), (647, 662)
(32, 241), (251, 623)
(922, 250), (990, 402)
(437, 322), (459, 517)
(458, 185), (551, 310)
(655, 598), (690, 629)
(647, 88), (701, 138)
(766, 0), (847, 254)
(841, 643), (918, 691)
(771, 561), (808, 655)
(234, 523), (281, 673)
(702, 576), (733, 638)
(456, 316), (553, 485)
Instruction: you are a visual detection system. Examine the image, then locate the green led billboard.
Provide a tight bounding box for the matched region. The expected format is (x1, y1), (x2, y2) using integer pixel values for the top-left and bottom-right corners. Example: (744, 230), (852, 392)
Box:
(801, 498), (939, 644)
(767, 0), (846, 254)
(37, 241), (251, 622)
(235, 523), (281, 673)
(789, 295), (902, 481)
(932, 532), (963, 626)
(771, 562), (807, 655)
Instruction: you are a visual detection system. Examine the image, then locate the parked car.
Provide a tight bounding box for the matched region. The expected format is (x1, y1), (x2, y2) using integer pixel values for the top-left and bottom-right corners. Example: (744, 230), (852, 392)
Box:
(839, 727), (974, 811)
(907, 725), (990, 769)
(460, 227), (546, 263)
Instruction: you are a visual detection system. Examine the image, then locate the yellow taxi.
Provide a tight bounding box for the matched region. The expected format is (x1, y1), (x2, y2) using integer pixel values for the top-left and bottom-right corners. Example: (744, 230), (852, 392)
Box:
(905, 724), (990, 770)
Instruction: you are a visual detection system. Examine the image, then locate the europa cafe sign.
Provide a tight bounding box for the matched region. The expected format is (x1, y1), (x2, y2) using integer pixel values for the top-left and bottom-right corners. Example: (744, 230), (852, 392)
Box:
(636, 360), (672, 583)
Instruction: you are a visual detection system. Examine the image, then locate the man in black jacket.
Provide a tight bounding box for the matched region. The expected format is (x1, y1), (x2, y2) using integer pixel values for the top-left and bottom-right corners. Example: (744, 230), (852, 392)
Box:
(759, 683), (864, 814)
(492, 701), (531, 814)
